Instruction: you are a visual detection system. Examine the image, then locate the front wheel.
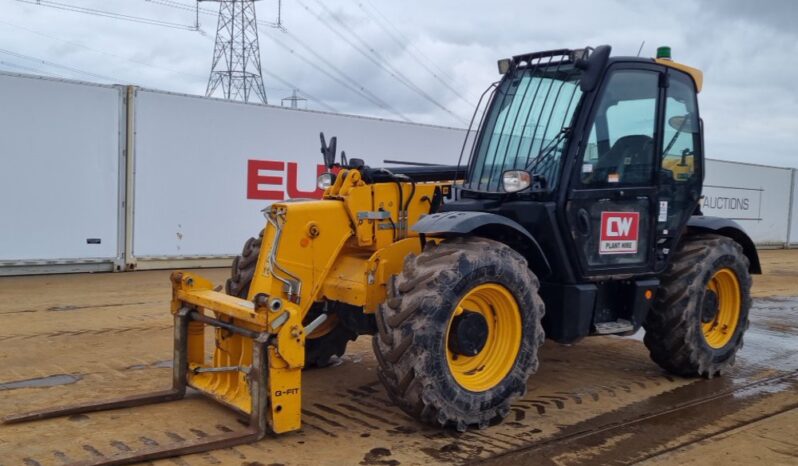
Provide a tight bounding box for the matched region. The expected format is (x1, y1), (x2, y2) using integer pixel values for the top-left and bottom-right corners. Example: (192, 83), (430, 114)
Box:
(644, 235), (752, 377)
(373, 237), (545, 431)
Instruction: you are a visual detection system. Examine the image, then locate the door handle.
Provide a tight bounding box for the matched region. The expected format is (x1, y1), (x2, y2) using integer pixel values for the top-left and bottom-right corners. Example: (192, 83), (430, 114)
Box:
(577, 209), (591, 235)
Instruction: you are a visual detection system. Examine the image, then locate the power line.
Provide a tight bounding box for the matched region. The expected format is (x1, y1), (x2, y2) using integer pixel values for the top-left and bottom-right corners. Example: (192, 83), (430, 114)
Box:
(6, 4), (336, 111)
(259, 24), (405, 116)
(298, 0), (467, 125)
(14, 0), (404, 117)
(193, 0), (282, 30)
(262, 69), (339, 112)
(302, 0), (448, 114)
(150, 0), (411, 120)
(13, 0), (466, 123)
(16, 0), (197, 31)
(357, 0), (474, 108)
(0, 47), (121, 82)
(0, 59), (67, 79)
(0, 19), (204, 81)
(0, 18), (298, 95)
(145, 0), (339, 111)
(154, 0), (410, 120)
(360, 0), (453, 80)
(150, 0), (389, 112)
(273, 26), (410, 121)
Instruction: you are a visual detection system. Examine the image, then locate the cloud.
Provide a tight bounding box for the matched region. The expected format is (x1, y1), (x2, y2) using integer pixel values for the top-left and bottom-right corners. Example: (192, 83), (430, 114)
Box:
(696, 0), (798, 34)
(0, 0), (795, 167)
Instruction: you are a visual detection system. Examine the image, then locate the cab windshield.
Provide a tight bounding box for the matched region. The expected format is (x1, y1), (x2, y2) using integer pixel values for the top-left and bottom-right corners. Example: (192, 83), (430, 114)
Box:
(465, 61), (584, 192)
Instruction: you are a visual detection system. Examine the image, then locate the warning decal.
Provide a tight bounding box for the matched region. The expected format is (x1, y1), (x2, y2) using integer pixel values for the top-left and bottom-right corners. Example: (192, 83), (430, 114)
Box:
(599, 211), (639, 255)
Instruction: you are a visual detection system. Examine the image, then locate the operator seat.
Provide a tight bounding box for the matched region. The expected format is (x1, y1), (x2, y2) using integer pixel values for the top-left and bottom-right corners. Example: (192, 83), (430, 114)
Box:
(593, 135), (654, 184)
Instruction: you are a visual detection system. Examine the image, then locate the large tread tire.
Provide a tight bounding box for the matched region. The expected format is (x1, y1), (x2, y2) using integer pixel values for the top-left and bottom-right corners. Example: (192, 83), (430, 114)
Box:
(373, 237), (545, 431)
(643, 234), (752, 378)
(225, 231), (355, 368)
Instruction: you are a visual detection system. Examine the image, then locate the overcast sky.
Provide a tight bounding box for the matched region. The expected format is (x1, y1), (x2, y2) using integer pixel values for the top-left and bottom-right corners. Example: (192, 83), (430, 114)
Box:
(1, 0), (796, 167)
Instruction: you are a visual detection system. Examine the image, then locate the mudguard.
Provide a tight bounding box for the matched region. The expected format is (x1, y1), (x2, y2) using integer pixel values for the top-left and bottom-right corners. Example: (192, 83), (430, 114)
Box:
(686, 215), (762, 274)
(412, 211), (552, 278)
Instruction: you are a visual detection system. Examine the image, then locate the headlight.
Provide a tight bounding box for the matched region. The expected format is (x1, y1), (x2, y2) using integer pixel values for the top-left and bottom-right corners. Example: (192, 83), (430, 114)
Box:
(502, 170), (531, 193)
(317, 172), (334, 190)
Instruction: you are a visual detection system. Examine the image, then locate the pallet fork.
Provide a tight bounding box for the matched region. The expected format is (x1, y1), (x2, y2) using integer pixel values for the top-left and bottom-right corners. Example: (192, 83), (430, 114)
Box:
(3, 272), (321, 465)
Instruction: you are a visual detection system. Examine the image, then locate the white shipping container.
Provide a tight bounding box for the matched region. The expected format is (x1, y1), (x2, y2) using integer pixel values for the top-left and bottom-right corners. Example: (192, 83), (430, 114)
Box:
(702, 159), (793, 246)
(130, 89), (468, 261)
(790, 170), (798, 245)
(0, 72), (123, 270)
(2, 72), (796, 276)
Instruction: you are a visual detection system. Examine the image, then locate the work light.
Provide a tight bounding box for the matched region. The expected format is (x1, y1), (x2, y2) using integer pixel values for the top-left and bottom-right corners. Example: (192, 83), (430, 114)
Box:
(502, 170), (531, 193)
(317, 172), (334, 190)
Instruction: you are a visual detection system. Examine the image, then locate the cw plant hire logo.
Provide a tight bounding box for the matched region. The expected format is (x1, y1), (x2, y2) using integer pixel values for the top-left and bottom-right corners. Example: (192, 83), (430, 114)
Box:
(599, 211), (640, 255)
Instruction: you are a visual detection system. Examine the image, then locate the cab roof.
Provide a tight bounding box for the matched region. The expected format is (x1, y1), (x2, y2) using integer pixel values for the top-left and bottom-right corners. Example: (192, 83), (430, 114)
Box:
(508, 47), (703, 93)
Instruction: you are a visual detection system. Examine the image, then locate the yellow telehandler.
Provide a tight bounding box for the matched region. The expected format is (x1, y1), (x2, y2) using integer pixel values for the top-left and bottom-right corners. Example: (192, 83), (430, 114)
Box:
(5, 45), (760, 464)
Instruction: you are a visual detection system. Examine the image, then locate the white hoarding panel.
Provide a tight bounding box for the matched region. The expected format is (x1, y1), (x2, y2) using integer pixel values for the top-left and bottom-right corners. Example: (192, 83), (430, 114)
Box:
(0, 73), (122, 263)
(132, 90), (467, 258)
(703, 159), (792, 245)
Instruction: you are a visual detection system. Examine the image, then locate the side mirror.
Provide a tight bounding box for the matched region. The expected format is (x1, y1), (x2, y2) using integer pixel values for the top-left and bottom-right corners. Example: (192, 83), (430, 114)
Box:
(668, 115), (698, 133)
(580, 45), (612, 92)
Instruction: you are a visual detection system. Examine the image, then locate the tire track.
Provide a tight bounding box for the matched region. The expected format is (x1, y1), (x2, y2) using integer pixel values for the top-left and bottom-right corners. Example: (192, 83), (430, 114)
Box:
(477, 370), (798, 465)
(0, 323), (172, 342)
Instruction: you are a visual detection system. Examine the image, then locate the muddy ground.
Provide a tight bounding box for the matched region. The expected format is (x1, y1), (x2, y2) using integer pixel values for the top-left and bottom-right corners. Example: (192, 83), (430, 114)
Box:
(0, 249), (796, 465)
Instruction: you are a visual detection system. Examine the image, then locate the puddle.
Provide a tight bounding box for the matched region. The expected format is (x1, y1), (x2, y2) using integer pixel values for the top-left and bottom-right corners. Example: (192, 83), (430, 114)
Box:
(733, 380), (796, 399)
(126, 360), (172, 370)
(613, 297), (798, 349)
(0, 374), (82, 391)
(738, 296), (798, 371)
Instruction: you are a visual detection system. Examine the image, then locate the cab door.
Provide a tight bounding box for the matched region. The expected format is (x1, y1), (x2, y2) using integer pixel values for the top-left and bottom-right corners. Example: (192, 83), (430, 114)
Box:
(564, 64), (663, 277)
(654, 69), (703, 272)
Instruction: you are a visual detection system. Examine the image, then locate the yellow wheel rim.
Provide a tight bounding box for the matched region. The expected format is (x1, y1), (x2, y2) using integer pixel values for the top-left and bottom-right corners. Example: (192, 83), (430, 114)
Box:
(702, 268), (741, 349)
(445, 283), (522, 392)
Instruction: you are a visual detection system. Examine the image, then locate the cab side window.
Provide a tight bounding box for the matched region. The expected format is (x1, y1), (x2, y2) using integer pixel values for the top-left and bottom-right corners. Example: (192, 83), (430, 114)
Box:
(661, 74), (699, 182)
(581, 70), (659, 186)
(657, 71), (701, 237)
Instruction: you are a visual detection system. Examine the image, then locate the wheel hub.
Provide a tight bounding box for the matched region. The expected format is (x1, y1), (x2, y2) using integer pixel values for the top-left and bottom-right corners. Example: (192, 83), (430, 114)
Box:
(448, 310), (489, 357)
(702, 268), (742, 349)
(702, 290), (719, 324)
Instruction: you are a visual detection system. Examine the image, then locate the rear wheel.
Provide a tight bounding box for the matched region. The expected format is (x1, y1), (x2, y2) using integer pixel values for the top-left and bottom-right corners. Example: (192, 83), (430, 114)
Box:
(373, 237), (545, 431)
(643, 235), (751, 377)
(226, 231), (356, 368)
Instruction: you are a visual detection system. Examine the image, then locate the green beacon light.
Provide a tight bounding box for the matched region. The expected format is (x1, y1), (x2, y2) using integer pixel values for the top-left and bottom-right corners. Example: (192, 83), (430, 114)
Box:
(657, 46), (672, 60)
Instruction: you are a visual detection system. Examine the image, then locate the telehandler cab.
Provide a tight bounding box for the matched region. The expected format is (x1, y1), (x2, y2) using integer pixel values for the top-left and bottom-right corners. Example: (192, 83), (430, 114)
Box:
(5, 45), (760, 464)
